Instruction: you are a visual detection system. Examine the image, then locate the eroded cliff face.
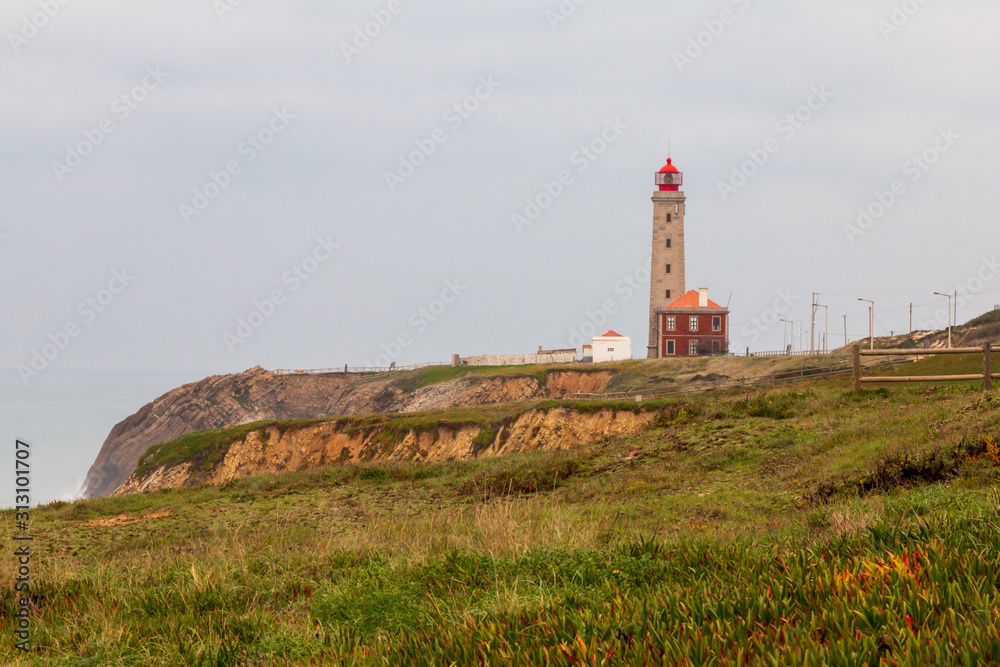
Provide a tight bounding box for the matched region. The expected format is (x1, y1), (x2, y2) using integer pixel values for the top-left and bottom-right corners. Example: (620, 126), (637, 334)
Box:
(84, 368), (612, 498)
(113, 406), (653, 495)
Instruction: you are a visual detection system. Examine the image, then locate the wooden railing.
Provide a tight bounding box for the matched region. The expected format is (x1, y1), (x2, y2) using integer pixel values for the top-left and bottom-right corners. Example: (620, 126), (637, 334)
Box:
(272, 362), (448, 376)
(853, 343), (999, 392)
(741, 349), (832, 358)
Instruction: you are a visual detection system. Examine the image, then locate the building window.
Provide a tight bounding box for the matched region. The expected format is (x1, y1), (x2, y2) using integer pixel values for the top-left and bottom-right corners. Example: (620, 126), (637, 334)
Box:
(689, 340), (699, 356)
(667, 214), (672, 222)
(690, 316), (699, 331)
(666, 316), (675, 331)
(608, 348), (614, 352)
(713, 316), (722, 332)
(666, 238), (672, 249)
(666, 264), (671, 274)
(712, 341), (721, 354)
(666, 290), (671, 299)
(666, 340), (675, 355)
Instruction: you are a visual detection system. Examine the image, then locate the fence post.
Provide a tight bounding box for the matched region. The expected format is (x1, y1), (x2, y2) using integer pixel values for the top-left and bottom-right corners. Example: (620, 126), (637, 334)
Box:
(985, 342), (993, 392)
(853, 344), (862, 392)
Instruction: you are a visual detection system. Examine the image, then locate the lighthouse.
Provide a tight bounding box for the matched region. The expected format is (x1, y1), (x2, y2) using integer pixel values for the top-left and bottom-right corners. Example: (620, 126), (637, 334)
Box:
(647, 158), (687, 358)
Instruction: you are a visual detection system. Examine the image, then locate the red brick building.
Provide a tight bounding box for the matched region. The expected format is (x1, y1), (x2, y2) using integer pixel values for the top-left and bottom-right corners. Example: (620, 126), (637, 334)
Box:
(659, 288), (729, 357)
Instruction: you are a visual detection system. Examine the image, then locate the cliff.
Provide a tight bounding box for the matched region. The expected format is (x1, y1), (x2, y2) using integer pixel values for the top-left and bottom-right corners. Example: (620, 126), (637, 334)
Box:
(113, 405), (658, 495)
(82, 366), (611, 497)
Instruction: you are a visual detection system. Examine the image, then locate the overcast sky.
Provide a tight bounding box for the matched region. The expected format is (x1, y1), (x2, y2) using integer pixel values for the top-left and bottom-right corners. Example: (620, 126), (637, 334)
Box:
(4, 0), (1000, 382)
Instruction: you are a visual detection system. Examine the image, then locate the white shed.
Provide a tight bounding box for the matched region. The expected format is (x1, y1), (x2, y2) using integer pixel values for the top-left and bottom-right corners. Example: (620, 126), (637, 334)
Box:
(592, 330), (632, 363)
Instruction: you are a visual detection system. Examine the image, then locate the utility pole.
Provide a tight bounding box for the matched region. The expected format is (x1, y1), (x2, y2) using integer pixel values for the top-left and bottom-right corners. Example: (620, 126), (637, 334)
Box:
(859, 298), (875, 350)
(954, 290), (958, 325)
(934, 292), (952, 348)
(909, 303), (913, 333)
(822, 301), (827, 352)
(780, 318), (791, 353)
(810, 293), (817, 355)
(844, 315), (848, 347)
(816, 304), (829, 354)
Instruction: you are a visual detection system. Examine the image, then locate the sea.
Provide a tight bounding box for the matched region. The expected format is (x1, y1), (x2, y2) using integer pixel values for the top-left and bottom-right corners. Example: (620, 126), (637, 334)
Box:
(0, 370), (204, 508)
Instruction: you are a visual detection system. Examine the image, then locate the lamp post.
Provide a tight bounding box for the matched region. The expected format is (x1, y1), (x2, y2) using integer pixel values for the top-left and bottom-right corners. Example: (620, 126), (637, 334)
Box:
(816, 305), (829, 353)
(858, 299), (875, 350)
(780, 318), (792, 354)
(934, 292), (952, 348)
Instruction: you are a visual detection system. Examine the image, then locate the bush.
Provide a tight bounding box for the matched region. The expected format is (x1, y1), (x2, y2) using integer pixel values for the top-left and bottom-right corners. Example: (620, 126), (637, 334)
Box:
(459, 455), (583, 498)
(723, 392), (802, 420)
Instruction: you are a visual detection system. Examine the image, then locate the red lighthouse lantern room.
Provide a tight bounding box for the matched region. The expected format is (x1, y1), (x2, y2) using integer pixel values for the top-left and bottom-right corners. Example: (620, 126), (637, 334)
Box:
(656, 158), (683, 191)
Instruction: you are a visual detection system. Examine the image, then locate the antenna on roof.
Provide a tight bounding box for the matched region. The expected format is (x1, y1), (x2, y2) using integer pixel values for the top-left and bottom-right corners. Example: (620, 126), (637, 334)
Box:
(726, 293), (733, 309)
(667, 139), (671, 160)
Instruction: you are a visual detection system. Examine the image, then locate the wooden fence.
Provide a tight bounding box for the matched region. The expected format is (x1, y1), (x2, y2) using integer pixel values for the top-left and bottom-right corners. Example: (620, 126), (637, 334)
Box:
(852, 343), (999, 392)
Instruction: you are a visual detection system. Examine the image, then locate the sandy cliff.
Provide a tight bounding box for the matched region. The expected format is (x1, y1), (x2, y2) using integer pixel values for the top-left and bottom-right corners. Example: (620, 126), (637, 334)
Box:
(83, 367), (611, 497)
(113, 405), (654, 495)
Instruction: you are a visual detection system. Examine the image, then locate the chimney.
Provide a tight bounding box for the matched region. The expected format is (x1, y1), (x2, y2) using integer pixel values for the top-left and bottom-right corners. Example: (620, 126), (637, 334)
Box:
(699, 287), (709, 308)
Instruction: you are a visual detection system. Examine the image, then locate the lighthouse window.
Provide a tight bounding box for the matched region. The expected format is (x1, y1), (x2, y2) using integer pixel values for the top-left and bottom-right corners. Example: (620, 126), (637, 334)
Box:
(666, 239), (672, 249)
(666, 290), (671, 299)
(666, 264), (671, 274)
(667, 214), (672, 222)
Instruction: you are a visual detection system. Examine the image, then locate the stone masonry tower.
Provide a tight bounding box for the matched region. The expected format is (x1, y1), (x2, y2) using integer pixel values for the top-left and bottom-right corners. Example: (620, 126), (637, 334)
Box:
(647, 158), (686, 358)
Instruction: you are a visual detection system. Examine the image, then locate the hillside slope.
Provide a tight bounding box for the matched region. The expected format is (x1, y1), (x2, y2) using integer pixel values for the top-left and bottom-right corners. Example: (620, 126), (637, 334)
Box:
(11, 379), (1000, 665)
(113, 403), (661, 495)
(81, 366), (612, 498)
(83, 341), (938, 499)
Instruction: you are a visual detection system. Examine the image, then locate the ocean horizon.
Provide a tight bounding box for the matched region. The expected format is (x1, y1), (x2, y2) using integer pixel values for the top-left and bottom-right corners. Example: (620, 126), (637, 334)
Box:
(0, 369), (207, 508)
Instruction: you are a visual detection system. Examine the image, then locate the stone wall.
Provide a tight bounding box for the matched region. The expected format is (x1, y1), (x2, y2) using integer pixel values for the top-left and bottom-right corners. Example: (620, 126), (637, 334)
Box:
(461, 352), (577, 367)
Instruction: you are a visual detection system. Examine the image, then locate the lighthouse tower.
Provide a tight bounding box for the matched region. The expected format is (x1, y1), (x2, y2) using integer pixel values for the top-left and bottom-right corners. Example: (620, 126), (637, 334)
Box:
(647, 158), (686, 358)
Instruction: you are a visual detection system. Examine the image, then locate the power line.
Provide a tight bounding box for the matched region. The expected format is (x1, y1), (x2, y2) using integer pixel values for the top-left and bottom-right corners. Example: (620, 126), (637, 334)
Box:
(819, 286), (1000, 299)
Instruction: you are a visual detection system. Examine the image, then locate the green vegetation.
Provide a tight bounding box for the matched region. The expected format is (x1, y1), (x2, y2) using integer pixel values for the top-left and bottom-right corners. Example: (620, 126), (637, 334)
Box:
(407, 364), (554, 391)
(134, 421), (281, 479)
(965, 307), (1000, 327)
(4, 379), (1000, 665)
(133, 398), (691, 485)
(383, 352), (859, 397)
(875, 348), (1000, 383)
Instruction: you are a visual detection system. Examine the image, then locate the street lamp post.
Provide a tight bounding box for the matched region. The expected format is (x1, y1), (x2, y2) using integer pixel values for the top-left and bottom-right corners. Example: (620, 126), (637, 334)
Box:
(780, 318), (792, 354)
(858, 299), (875, 350)
(816, 305), (829, 354)
(934, 292), (953, 348)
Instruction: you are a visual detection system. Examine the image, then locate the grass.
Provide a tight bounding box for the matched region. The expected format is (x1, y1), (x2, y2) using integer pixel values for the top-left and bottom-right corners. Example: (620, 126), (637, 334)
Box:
(134, 421), (281, 479)
(3, 380), (1000, 664)
(406, 363), (570, 391)
(132, 397), (695, 487)
(363, 352), (863, 397)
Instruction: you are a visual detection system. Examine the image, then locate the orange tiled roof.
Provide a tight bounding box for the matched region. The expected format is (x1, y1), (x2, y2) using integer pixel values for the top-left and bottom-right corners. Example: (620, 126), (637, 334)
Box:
(667, 290), (723, 309)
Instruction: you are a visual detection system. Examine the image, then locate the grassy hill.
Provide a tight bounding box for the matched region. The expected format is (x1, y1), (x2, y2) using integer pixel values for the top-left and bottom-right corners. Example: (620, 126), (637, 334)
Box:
(3, 371), (1000, 665)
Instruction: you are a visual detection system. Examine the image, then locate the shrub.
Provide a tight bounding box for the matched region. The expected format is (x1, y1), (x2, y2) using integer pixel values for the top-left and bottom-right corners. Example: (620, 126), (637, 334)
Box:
(459, 455), (582, 498)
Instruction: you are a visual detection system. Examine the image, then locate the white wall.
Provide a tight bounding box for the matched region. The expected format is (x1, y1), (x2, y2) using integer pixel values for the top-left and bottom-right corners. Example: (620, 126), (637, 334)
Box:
(463, 353), (576, 367)
(592, 337), (632, 363)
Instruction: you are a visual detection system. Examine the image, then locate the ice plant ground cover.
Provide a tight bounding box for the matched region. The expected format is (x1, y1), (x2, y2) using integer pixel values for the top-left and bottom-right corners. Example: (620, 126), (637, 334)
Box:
(2, 372), (1000, 665)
